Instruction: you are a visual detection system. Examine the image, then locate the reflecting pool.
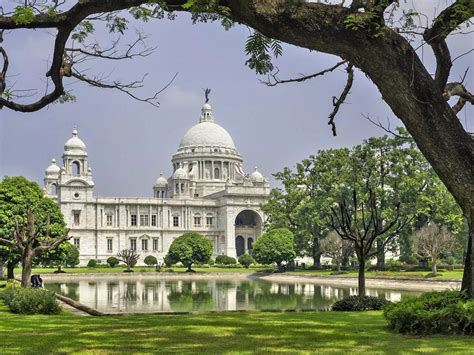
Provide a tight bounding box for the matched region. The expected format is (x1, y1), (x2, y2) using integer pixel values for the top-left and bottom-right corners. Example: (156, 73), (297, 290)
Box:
(45, 277), (419, 313)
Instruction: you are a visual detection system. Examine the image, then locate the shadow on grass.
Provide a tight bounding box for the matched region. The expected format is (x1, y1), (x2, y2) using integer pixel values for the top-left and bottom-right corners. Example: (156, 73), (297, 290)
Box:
(0, 305), (472, 353)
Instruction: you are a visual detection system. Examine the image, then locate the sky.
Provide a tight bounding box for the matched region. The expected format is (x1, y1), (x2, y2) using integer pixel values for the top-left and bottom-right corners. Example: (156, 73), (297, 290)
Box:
(0, 1), (472, 197)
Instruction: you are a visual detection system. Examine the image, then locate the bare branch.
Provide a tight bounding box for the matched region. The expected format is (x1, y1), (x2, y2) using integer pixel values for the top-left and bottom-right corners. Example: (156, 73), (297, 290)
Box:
(328, 63), (354, 136)
(262, 60), (347, 87)
(444, 82), (474, 114)
(363, 114), (411, 140)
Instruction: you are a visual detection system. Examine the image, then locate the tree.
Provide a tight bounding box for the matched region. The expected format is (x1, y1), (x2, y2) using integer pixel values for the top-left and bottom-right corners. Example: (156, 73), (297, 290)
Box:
(0, 176), (68, 287)
(238, 253), (254, 268)
(320, 231), (353, 272)
(144, 255), (158, 267)
(0, 0), (473, 296)
(107, 256), (119, 268)
(330, 187), (410, 296)
(252, 228), (296, 270)
(413, 224), (458, 275)
(165, 232), (213, 271)
(116, 249), (140, 272)
(38, 242), (80, 272)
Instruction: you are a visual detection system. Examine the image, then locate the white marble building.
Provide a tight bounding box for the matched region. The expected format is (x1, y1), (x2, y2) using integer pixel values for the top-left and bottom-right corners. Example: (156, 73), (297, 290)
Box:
(43, 102), (270, 265)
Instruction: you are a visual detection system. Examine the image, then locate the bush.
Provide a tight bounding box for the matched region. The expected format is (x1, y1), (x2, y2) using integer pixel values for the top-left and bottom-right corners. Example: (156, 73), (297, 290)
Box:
(208, 258), (215, 266)
(0, 286), (61, 314)
(87, 259), (97, 268)
(215, 255), (237, 265)
(165, 232), (213, 271)
(144, 255), (158, 266)
(106, 257), (119, 268)
(332, 296), (390, 311)
(384, 290), (473, 335)
(238, 254), (254, 268)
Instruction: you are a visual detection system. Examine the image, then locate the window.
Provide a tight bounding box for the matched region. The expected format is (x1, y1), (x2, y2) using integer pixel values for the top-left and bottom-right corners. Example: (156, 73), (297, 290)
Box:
(175, 183), (179, 193)
(73, 238), (80, 250)
(51, 183), (57, 195)
(206, 216), (213, 226)
(106, 214), (113, 226)
(194, 216), (201, 226)
(173, 216), (179, 227)
(151, 214), (157, 226)
(153, 238), (159, 252)
(130, 238), (137, 251)
(140, 215), (149, 226)
(180, 183), (185, 192)
(214, 167), (220, 179)
(73, 211), (81, 225)
(141, 239), (148, 251)
(131, 214), (137, 226)
(107, 238), (113, 252)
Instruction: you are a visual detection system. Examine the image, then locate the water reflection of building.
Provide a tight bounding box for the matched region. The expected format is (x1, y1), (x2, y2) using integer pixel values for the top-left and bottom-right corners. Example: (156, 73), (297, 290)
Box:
(52, 279), (409, 313)
(43, 101), (270, 265)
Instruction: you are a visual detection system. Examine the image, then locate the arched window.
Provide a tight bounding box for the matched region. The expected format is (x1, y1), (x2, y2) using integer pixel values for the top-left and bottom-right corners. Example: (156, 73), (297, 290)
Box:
(51, 183), (57, 195)
(214, 167), (220, 179)
(72, 161), (81, 176)
(175, 183), (179, 193)
(181, 183), (185, 192)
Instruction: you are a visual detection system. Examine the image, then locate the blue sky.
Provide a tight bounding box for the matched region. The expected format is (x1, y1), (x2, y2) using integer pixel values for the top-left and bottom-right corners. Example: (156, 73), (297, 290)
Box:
(0, 2), (472, 196)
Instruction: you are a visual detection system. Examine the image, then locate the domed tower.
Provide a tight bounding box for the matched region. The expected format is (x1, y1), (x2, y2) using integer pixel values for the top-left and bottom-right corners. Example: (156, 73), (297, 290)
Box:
(171, 163), (190, 198)
(172, 102), (244, 197)
(153, 173), (168, 198)
(58, 128), (94, 201)
(44, 158), (61, 199)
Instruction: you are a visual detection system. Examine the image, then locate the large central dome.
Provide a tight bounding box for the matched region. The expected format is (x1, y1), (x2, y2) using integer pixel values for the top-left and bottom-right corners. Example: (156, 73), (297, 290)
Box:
(178, 103), (237, 150)
(180, 121), (236, 149)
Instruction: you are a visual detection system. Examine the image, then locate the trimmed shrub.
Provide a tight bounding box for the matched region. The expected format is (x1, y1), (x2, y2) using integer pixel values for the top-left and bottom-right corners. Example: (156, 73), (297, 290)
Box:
(144, 255), (158, 266)
(332, 296), (390, 311)
(0, 286), (61, 314)
(215, 255), (237, 265)
(208, 258), (215, 266)
(87, 259), (97, 268)
(238, 254), (254, 268)
(106, 257), (119, 268)
(384, 290), (473, 335)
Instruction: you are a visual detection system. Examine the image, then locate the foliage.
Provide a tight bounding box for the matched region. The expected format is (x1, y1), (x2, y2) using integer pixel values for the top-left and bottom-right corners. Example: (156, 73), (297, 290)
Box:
(320, 231), (352, 271)
(0, 176), (68, 286)
(106, 257), (119, 268)
(384, 291), (473, 335)
(238, 254), (254, 268)
(165, 232), (213, 271)
(144, 255), (158, 266)
(117, 249), (140, 272)
(37, 243), (79, 271)
(0, 285), (61, 314)
(332, 296), (390, 312)
(87, 259), (97, 268)
(252, 228), (296, 268)
(215, 255), (237, 265)
(12, 6), (35, 25)
(244, 31), (282, 75)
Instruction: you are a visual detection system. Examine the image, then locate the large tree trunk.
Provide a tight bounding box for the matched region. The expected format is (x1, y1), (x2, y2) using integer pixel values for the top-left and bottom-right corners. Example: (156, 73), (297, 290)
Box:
(312, 237), (322, 269)
(462, 212), (474, 296)
(7, 261), (15, 280)
(376, 239), (385, 270)
(21, 247), (34, 288)
(432, 260), (437, 275)
(358, 258), (366, 297)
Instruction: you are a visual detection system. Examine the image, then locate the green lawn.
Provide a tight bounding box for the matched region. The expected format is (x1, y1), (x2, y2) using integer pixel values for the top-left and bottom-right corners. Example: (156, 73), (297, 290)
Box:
(288, 269), (464, 280)
(0, 303), (472, 354)
(16, 266), (464, 279)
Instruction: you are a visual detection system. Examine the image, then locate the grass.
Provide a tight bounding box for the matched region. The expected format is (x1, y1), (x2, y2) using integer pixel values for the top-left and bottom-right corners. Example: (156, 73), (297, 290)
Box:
(0, 302), (472, 354)
(289, 269), (464, 280)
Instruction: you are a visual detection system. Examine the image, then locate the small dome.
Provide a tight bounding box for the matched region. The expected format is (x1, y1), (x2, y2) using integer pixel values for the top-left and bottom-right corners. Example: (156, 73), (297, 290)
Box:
(45, 159), (60, 176)
(173, 165), (189, 180)
(249, 167), (264, 183)
(154, 173), (168, 187)
(64, 128), (86, 153)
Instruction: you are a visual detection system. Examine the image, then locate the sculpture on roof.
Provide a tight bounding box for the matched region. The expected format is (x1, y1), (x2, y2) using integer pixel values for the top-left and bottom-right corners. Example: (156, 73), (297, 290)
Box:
(203, 88), (211, 103)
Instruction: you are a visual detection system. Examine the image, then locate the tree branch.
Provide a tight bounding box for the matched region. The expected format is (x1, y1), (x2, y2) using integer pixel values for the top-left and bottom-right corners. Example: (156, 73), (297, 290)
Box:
(328, 63), (354, 136)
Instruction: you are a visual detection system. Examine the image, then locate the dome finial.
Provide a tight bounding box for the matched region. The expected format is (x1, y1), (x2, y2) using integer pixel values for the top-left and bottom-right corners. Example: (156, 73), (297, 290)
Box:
(72, 126), (78, 137)
(203, 87), (211, 103)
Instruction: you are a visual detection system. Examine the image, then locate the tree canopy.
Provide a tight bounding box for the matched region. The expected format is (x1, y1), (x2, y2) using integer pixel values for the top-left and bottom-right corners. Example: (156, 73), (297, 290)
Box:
(0, 0), (473, 295)
(165, 232), (213, 271)
(252, 228), (296, 269)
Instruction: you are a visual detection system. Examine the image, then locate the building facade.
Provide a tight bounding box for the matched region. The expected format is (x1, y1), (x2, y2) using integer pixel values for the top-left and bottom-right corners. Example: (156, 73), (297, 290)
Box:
(43, 102), (270, 265)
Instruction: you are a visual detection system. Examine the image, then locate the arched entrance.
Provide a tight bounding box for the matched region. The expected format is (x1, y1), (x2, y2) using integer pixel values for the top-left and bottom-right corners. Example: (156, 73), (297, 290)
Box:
(234, 210), (262, 257)
(235, 236), (245, 257)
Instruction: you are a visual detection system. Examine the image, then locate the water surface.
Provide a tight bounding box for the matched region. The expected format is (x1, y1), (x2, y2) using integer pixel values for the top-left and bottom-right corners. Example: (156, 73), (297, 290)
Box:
(46, 277), (419, 313)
